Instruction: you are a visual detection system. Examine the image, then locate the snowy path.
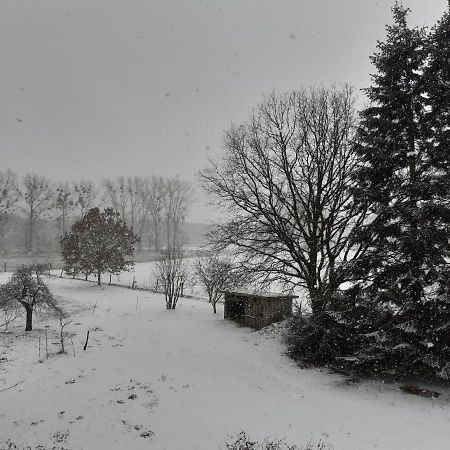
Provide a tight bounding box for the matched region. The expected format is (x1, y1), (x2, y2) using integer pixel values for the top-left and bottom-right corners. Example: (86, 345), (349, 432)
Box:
(0, 276), (449, 449)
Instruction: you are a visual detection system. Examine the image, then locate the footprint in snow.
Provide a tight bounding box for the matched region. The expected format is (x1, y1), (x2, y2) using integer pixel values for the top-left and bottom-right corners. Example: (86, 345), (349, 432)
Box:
(52, 430), (69, 443)
(121, 419), (154, 438)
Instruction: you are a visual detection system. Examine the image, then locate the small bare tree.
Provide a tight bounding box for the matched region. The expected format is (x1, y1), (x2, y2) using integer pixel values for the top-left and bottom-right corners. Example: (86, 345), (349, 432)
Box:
(21, 174), (54, 254)
(154, 246), (189, 310)
(195, 255), (247, 313)
(58, 315), (72, 354)
(0, 263), (60, 331)
(0, 301), (21, 331)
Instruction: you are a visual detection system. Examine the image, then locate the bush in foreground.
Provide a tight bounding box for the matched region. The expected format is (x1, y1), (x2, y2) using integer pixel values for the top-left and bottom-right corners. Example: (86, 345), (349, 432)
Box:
(225, 431), (330, 450)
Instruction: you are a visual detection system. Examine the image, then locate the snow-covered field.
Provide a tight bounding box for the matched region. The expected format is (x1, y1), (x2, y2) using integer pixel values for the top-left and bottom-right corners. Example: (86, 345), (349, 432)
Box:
(0, 275), (449, 449)
(52, 260), (202, 296)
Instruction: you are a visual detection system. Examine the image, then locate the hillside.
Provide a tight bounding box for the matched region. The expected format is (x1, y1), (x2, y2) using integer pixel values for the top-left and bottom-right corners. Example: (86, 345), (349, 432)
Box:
(0, 275), (448, 449)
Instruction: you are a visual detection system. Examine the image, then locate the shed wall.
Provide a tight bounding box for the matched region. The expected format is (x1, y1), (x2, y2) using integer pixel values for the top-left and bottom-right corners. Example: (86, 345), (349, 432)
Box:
(224, 293), (293, 329)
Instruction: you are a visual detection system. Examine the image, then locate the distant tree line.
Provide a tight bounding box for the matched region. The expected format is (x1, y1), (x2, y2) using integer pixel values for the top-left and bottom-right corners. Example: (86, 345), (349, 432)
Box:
(0, 173), (193, 256)
(201, 4), (450, 381)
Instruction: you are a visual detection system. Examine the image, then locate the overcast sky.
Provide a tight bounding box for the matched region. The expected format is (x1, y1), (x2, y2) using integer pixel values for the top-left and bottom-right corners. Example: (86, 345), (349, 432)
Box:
(0, 0), (447, 221)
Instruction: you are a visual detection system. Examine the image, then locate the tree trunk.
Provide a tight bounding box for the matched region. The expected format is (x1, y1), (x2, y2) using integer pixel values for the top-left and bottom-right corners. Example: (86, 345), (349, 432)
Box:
(97, 270), (101, 286)
(27, 217), (34, 254)
(213, 302), (217, 314)
(25, 305), (33, 331)
(309, 288), (326, 315)
(62, 209), (66, 238)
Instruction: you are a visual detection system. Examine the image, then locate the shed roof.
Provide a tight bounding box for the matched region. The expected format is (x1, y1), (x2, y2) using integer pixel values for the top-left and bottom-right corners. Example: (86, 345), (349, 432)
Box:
(224, 291), (298, 301)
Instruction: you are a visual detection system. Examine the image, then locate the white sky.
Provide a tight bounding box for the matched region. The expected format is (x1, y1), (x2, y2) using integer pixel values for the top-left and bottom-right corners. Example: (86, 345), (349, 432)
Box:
(0, 0), (447, 221)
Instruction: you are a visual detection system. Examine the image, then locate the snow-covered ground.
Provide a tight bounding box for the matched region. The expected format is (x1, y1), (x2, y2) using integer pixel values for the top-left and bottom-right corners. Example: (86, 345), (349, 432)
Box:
(52, 260), (202, 296)
(0, 275), (449, 449)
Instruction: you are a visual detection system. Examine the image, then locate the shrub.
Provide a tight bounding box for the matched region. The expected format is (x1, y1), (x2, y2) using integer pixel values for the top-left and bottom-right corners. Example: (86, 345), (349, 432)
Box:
(285, 291), (366, 366)
(224, 431), (330, 450)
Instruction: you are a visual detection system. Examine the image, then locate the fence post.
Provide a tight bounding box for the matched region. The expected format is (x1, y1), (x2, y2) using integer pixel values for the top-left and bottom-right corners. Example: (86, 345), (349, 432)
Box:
(3, 262), (6, 272)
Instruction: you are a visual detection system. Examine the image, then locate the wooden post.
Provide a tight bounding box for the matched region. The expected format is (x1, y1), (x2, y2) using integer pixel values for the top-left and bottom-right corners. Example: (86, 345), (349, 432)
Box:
(83, 330), (90, 351)
(3, 262), (6, 273)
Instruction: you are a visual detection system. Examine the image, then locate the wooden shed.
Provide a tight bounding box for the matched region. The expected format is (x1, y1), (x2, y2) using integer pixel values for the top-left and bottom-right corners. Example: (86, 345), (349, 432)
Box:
(223, 291), (297, 330)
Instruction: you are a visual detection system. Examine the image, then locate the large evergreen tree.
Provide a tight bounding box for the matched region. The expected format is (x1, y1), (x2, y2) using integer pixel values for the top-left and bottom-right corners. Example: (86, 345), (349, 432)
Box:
(61, 208), (139, 285)
(418, 2), (450, 380)
(350, 4), (450, 379)
(425, 3), (450, 172)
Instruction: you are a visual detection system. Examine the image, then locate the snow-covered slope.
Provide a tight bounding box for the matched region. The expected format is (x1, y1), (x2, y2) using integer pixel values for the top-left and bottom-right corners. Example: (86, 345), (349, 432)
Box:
(0, 276), (448, 449)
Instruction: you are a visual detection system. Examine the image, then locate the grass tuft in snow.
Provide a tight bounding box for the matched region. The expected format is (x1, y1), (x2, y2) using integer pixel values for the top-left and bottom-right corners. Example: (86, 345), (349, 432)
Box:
(224, 431), (331, 450)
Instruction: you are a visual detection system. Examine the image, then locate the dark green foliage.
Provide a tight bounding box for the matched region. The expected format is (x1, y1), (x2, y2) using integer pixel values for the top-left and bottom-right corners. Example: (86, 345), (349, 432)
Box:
(341, 4), (450, 381)
(283, 4), (450, 382)
(352, 4), (428, 293)
(61, 207), (139, 285)
(424, 6), (450, 172)
(286, 289), (385, 367)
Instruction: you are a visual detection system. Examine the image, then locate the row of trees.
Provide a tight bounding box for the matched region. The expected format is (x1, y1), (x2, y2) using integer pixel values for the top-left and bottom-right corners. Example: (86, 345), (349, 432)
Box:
(201, 3), (450, 381)
(0, 241), (244, 332)
(0, 173), (193, 254)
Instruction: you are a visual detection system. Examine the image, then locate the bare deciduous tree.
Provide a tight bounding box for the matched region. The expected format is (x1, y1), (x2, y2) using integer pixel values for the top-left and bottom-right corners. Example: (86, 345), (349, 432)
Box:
(21, 174), (54, 254)
(73, 180), (97, 217)
(200, 86), (368, 313)
(195, 254), (247, 313)
(0, 301), (21, 331)
(163, 177), (194, 249)
(55, 182), (74, 238)
(148, 176), (165, 252)
(0, 263), (59, 331)
(154, 246), (189, 310)
(125, 177), (152, 251)
(0, 169), (20, 252)
(58, 315), (72, 354)
(103, 177), (129, 222)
